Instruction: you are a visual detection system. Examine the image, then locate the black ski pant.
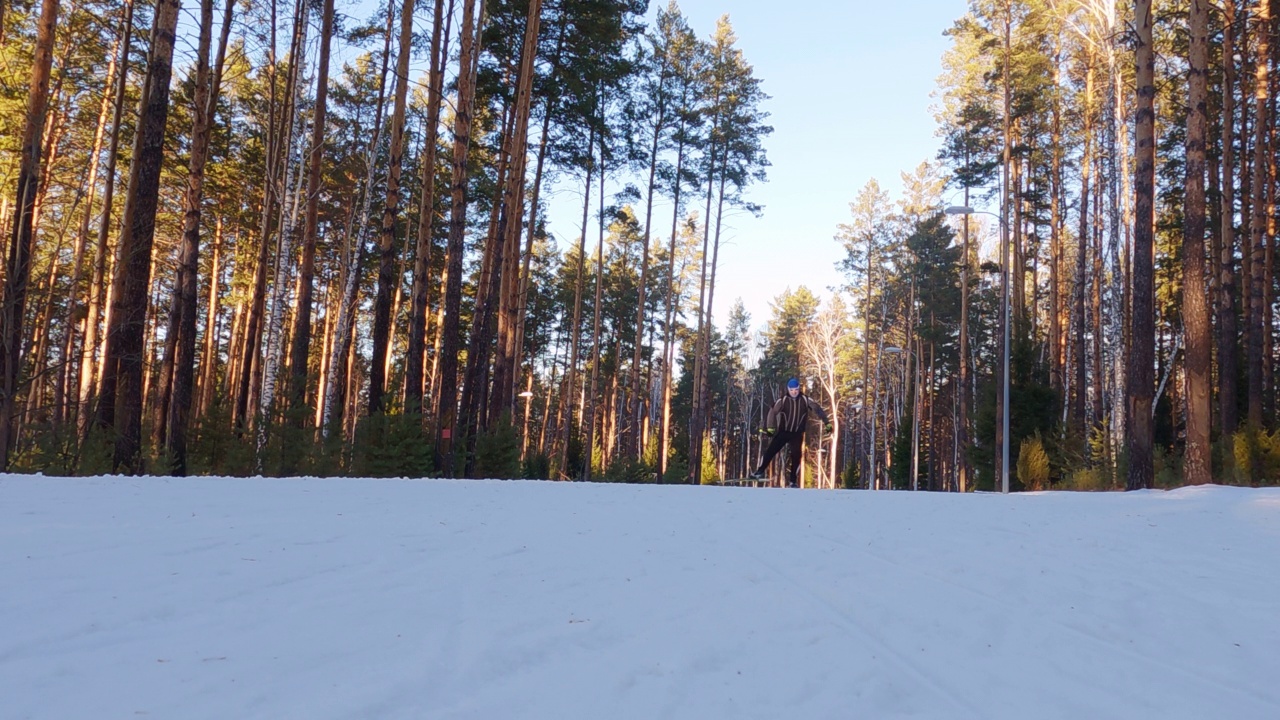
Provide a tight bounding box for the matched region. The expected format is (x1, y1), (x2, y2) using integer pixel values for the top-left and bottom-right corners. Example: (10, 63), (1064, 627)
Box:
(757, 429), (804, 487)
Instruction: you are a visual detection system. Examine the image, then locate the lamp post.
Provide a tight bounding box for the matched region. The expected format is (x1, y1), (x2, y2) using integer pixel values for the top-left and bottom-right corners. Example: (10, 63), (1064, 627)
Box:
(945, 204), (1010, 494)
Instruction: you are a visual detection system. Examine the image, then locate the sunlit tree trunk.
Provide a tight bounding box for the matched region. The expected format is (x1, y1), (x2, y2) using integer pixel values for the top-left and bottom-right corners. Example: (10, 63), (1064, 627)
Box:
(491, 0), (545, 425)
(59, 23), (121, 431)
(0, 0), (59, 468)
(197, 218), (224, 418)
(584, 129), (607, 480)
(631, 49), (672, 461)
(659, 109), (689, 482)
(1183, 0), (1212, 484)
(404, 0), (451, 416)
(283, 0), (334, 433)
(1246, 0), (1270, 430)
(434, 0), (482, 474)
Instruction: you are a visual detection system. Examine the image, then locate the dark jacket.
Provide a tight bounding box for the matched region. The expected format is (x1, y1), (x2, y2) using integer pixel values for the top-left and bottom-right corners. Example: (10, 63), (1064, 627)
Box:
(766, 392), (829, 433)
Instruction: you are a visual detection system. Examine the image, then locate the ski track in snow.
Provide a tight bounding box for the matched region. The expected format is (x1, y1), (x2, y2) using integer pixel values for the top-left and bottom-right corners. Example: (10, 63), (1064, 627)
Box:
(1, 476), (1279, 719)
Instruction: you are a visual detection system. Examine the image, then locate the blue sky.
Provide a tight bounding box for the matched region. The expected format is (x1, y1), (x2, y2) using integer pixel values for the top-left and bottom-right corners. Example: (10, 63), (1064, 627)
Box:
(542, 0), (969, 332)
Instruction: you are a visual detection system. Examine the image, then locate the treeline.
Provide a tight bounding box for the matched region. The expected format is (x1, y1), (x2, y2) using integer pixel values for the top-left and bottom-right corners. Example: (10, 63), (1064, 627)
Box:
(833, 0), (1280, 492)
(10, 0), (1278, 491)
(0, 0), (772, 480)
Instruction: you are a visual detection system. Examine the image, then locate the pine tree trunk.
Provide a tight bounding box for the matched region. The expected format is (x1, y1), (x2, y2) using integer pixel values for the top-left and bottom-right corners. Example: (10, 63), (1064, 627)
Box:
(434, 0), (482, 474)
(694, 170), (729, 484)
(491, 0), (545, 424)
(1183, 0), (1212, 484)
(512, 107), (553, 385)
(97, 0), (183, 472)
(1128, 0), (1156, 490)
(161, 0), (233, 473)
(1074, 55), (1093, 438)
(1049, 46), (1063, 407)
(59, 24), (121, 431)
(197, 217), (224, 417)
(1247, 0), (1270, 430)
(403, 0), (451, 416)
(284, 0), (333, 430)
(1090, 158), (1104, 429)
(631, 58), (671, 461)
(558, 127), (595, 479)
(583, 133), (607, 480)
(0, 0), (59, 467)
(689, 137), (719, 485)
(459, 100), (515, 467)
(368, 0), (416, 415)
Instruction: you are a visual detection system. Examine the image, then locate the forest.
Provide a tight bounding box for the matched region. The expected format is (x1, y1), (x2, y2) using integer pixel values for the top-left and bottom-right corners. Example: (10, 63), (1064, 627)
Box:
(1, 0), (1278, 490)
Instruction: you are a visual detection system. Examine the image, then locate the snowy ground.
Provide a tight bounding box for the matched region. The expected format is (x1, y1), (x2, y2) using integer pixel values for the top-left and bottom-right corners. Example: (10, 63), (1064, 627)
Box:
(2, 477), (1279, 719)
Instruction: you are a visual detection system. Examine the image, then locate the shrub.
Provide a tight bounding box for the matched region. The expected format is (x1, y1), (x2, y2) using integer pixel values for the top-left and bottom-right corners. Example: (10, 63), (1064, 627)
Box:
(1062, 467), (1108, 491)
(1232, 428), (1280, 485)
(841, 460), (860, 489)
(699, 436), (720, 485)
(1017, 432), (1051, 491)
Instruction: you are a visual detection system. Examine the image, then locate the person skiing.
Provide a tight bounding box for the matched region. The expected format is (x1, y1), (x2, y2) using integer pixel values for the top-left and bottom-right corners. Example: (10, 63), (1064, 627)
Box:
(749, 377), (831, 488)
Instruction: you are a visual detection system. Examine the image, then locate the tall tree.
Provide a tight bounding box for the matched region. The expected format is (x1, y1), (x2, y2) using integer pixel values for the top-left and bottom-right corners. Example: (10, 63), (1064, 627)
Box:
(1246, 0), (1270, 430)
(624, 1), (682, 460)
(77, 0), (136, 445)
(1182, 0), (1211, 485)
(404, 0), (451, 416)
(95, 0), (184, 471)
(689, 15), (770, 483)
(1218, 0), (1240, 439)
(284, 0), (335, 426)
(0, 0), (59, 468)
(490, 0), (545, 425)
(159, 0), (236, 474)
(368, 0), (417, 415)
(434, 0), (483, 474)
(1127, 0), (1155, 490)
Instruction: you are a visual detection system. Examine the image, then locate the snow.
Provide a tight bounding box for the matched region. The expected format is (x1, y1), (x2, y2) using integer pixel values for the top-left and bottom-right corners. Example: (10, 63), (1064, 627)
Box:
(3, 477), (1279, 719)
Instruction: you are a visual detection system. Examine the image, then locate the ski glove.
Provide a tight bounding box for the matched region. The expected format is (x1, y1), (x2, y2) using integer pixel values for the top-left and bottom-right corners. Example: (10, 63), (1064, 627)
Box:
(761, 427), (776, 437)
(823, 422), (833, 434)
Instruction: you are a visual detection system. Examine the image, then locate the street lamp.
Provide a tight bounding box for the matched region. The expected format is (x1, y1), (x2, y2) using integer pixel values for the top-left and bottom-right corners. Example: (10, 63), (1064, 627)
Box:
(944, 204), (1010, 495)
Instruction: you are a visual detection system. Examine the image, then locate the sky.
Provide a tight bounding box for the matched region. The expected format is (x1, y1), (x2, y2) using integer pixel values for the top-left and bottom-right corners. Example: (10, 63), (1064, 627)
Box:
(540, 0), (970, 332)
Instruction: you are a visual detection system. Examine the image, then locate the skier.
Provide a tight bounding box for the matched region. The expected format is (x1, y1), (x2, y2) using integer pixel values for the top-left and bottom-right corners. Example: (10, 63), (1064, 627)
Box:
(749, 377), (831, 488)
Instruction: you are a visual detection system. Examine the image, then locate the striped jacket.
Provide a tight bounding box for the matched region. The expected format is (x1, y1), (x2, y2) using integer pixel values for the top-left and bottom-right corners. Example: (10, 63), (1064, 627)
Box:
(766, 392), (829, 433)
